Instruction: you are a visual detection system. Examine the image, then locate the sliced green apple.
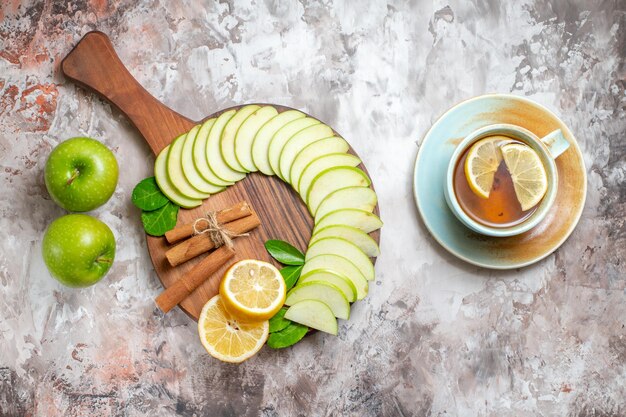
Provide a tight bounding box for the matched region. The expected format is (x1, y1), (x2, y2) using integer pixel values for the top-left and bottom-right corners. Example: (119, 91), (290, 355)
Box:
(193, 118), (233, 187)
(154, 145), (202, 208)
(302, 254), (368, 300)
(298, 269), (356, 302)
(206, 110), (246, 183)
(268, 117), (319, 178)
(181, 125), (225, 194)
(278, 123), (334, 182)
(234, 106), (278, 172)
(306, 237), (374, 281)
(252, 110), (305, 175)
(315, 208), (383, 234)
(289, 137), (349, 190)
(314, 186), (377, 223)
(167, 133), (211, 200)
(311, 225), (380, 257)
(305, 167), (370, 216)
(285, 281), (350, 320)
(220, 104), (260, 172)
(298, 154), (361, 197)
(284, 300), (338, 335)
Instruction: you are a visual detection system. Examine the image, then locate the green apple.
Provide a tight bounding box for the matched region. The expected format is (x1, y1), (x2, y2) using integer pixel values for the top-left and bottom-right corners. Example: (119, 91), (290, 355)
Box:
(154, 145), (202, 208)
(278, 124), (334, 182)
(302, 254), (369, 300)
(220, 104), (259, 172)
(193, 118), (233, 187)
(167, 133), (210, 200)
(314, 186), (377, 223)
(305, 167), (370, 216)
(306, 237), (374, 281)
(44, 137), (118, 212)
(268, 117), (319, 177)
(298, 269), (357, 302)
(284, 300), (338, 335)
(310, 225), (380, 257)
(42, 214), (115, 287)
(285, 281), (350, 320)
(298, 153), (361, 197)
(252, 110), (305, 175)
(206, 110), (246, 182)
(289, 136), (349, 189)
(234, 106), (277, 172)
(315, 208), (383, 234)
(180, 124), (224, 194)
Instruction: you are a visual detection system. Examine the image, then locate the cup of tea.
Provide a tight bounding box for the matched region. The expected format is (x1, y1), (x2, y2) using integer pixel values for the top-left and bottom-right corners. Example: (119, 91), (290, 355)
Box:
(444, 124), (570, 237)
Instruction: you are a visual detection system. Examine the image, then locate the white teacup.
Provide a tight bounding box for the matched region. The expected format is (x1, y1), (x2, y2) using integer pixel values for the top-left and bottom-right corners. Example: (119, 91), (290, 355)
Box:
(444, 124), (570, 237)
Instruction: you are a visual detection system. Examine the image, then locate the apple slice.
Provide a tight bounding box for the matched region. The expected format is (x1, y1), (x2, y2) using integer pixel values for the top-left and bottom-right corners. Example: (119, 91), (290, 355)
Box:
(220, 105), (260, 173)
(298, 269), (357, 302)
(306, 237), (374, 281)
(311, 225), (380, 257)
(314, 186), (377, 223)
(181, 124), (225, 194)
(285, 281), (350, 320)
(154, 145), (202, 208)
(302, 254), (369, 300)
(268, 117), (319, 178)
(306, 167), (370, 216)
(167, 133), (211, 200)
(298, 154), (361, 197)
(193, 118), (233, 187)
(206, 110), (246, 183)
(284, 300), (338, 335)
(234, 106), (278, 172)
(289, 137), (349, 190)
(278, 123), (334, 182)
(252, 110), (305, 175)
(315, 208), (383, 234)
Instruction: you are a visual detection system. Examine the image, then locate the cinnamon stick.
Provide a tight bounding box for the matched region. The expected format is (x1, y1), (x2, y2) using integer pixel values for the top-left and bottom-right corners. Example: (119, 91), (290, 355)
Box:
(155, 246), (235, 313)
(165, 212), (261, 267)
(164, 201), (252, 244)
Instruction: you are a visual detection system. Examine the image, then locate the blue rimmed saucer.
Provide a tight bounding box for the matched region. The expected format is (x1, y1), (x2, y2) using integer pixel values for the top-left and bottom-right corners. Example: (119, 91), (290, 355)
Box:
(413, 94), (587, 269)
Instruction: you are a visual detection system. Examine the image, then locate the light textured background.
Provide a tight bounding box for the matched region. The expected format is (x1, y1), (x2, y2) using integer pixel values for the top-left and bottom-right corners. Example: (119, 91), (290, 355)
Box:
(1, 1), (625, 416)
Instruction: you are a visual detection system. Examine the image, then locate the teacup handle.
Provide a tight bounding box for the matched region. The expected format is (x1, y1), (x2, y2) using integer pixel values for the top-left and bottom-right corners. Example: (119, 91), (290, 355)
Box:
(540, 129), (570, 158)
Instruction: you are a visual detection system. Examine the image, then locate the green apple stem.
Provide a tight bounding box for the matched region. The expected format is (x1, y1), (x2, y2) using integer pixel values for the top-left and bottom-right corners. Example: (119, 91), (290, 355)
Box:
(66, 169), (80, 186)
(96, 256), (113, 265)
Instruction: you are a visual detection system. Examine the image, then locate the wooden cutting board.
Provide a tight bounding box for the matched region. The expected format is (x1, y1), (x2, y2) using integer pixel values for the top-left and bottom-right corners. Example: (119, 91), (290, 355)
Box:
(61, 31), (380, 320)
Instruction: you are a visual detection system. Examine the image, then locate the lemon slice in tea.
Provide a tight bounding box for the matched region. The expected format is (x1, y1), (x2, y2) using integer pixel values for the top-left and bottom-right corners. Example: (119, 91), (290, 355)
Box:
(464, 137), (504, 199)
(197, 295), (269, 363)
(501, 143), (548, 211)
(219, 259), (286, 322)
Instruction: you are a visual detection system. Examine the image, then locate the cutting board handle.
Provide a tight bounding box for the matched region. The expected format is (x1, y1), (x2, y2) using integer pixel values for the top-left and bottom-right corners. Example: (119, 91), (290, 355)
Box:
(61, 31), (194, 154)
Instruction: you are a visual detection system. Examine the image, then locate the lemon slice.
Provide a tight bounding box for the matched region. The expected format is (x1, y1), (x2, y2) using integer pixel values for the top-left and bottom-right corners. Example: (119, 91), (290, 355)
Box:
(464, 137), (504, 198)
(219, 259), (286, 322)
(501, 143), (548, 211)
(197, 295), (269, 363)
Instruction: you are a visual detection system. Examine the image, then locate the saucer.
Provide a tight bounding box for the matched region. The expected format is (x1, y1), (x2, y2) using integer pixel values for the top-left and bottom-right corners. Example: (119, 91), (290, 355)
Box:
(413, 94), (587, 269)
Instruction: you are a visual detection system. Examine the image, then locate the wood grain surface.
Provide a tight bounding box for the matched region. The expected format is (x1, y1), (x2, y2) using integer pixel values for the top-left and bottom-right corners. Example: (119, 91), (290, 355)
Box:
(62, 31), (381, 320)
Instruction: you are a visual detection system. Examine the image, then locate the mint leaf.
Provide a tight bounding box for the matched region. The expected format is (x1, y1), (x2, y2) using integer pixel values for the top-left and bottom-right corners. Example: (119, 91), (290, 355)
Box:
(269, 307), (291, 333)
(267, 322), (308, 349)
(264, 240), (305, 265)
(280, 265), (302, 290)
(132, 177), (169, 211)
(141, 202), (179, 236)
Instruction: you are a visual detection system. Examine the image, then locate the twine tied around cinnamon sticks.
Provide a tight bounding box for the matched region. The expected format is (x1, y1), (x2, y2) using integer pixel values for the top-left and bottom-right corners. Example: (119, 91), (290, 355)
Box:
(192, 211), (249, 249)
(164, 201), (260, 267)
